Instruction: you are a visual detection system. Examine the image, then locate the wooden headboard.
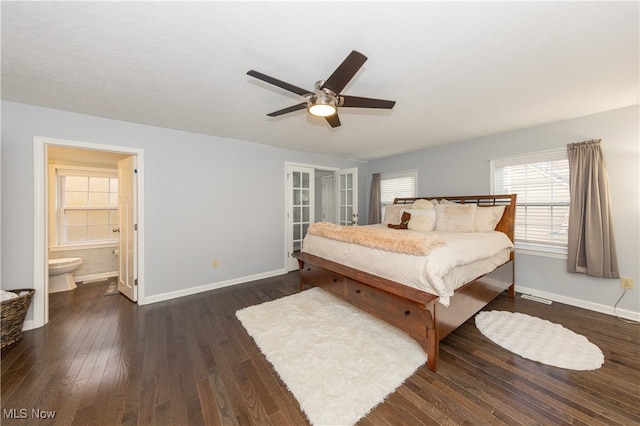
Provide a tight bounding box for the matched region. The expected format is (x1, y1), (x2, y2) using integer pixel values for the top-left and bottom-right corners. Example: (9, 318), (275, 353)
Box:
(393, 194), (517, 244)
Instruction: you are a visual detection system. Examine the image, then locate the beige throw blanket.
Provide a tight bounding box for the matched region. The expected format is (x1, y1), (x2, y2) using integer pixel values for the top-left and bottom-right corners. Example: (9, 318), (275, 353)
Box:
(307, 222), (445, 256)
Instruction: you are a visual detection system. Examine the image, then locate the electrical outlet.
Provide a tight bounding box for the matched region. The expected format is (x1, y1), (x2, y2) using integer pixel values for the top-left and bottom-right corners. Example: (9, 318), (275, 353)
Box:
(211, 259), (219, 268)
(620, 276), (633, 290)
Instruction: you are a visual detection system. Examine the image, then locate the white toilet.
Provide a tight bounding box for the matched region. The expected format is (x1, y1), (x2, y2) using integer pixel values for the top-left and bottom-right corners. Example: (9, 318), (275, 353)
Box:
(48, 257), (83, 293)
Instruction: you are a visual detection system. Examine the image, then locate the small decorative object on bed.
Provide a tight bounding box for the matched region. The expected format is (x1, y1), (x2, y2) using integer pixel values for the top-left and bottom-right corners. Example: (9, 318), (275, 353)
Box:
(294, 194), (516, 371)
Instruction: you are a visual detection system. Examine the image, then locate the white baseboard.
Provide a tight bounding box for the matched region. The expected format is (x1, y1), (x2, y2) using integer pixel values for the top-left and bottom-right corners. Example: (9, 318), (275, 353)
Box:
(516, 285), (640, 322)
(141, 268), (287, 305)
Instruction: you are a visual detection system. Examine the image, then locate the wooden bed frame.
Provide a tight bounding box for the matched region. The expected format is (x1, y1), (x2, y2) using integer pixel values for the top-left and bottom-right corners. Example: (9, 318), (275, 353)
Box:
(294, 194), (516, 372)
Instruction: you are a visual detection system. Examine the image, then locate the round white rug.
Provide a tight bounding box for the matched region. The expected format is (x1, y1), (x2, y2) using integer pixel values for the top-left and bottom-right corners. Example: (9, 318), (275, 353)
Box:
(475, 310), (604, 370)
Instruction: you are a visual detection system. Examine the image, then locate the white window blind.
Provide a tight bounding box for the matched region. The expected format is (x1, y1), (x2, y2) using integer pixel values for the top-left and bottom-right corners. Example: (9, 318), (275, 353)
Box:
(491, 149), (569, 253)
(380, 171), (417, 219)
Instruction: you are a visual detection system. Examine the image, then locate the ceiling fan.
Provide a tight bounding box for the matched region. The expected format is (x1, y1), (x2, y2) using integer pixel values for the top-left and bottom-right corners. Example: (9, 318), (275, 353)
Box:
(247, 50), (396, 128)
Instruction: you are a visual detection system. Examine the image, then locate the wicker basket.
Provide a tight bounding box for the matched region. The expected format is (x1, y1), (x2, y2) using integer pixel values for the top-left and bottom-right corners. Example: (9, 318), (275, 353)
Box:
(1, 289), (35, 348)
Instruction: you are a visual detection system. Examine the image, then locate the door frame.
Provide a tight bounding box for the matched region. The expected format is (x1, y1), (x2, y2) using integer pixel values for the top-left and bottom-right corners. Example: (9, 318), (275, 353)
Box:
(33, 136), (145, 329)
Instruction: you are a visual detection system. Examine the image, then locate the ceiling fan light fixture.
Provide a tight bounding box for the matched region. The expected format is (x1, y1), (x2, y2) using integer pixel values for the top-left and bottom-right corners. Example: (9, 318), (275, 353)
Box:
(308, 91), (337, 117)
(308, 103), (337, 117)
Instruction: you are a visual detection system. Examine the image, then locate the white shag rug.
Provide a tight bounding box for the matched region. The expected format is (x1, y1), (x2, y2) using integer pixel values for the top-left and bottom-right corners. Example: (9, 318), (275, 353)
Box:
(236, 287), (427, 426)
(475, 310), (604, 370)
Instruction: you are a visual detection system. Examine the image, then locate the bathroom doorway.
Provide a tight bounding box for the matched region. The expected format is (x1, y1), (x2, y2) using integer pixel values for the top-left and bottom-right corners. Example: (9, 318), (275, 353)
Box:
(33, 137), (144, 328)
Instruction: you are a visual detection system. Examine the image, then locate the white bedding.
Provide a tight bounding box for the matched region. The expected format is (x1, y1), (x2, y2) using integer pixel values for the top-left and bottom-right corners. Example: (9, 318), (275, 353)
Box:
(302, 224), (514, 306)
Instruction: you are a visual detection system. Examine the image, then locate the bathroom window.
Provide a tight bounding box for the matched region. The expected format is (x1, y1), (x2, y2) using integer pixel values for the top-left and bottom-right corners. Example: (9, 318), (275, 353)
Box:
(56, 169), (119, 245)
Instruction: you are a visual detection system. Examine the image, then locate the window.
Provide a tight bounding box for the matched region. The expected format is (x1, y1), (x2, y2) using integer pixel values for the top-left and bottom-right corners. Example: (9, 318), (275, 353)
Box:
(491, 149), (569, 255)
(380, 170), (417, 219)
(56, 168), (118, 246)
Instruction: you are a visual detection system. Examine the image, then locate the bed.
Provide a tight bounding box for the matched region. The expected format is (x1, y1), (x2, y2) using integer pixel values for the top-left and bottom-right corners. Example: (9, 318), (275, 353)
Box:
(294, 194), (516, 371)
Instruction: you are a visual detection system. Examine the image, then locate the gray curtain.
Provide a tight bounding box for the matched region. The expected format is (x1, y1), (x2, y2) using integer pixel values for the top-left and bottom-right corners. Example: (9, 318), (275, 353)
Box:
(368, 173), (381, 224)
(567, 139), (619, 278)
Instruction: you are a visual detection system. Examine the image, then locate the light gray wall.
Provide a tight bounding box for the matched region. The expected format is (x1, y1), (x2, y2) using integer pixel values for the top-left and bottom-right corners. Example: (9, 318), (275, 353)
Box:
(361, 106), (639, 316)
(3, 101), (637, 320)
(1, 101), (360, 302)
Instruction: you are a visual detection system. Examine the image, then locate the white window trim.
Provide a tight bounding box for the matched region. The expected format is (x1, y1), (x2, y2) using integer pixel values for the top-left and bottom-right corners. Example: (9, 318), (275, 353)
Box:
(51, 165), (118, 247)
(490, 148), (569, 259)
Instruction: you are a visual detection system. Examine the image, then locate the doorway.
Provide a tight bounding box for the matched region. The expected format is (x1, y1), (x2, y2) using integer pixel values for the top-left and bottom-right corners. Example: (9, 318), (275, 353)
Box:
(284, 163), (357, 272)
(320, 172), (335, 223)
(33, 137), (144, 329)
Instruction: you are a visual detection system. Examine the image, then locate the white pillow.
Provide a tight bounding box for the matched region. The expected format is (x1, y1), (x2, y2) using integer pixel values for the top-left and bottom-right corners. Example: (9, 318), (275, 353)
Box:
(435, 204), (477, 232)
(406, 209), (436, 232)
(401, 208), (434, 217)
(475, 205), (506, 232)
(382, 204), (408, 225)
(411, 199), (437, 210)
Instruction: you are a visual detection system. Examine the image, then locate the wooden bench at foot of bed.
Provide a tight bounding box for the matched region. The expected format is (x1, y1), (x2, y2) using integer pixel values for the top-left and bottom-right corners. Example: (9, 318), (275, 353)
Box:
(294, 252), (514, 372)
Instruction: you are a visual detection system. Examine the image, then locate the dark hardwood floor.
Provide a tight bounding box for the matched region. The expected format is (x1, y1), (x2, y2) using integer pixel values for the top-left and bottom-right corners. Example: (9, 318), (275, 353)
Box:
(2, 273), (639, 425)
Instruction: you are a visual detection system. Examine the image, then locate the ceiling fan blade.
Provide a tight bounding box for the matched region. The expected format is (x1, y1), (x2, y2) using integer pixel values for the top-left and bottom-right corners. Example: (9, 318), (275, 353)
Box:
(325, 114), (341, 128)
(267, 103), (308, 117)
(320, 51), (367, 94)
(247, 70), (312, 96)
(340, 95), (396, 109)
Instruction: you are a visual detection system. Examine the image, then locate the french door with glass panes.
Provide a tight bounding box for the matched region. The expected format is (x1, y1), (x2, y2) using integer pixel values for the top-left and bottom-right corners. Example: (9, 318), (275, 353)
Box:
(338, 167), (358, 226)
(287, 166), (314, 271)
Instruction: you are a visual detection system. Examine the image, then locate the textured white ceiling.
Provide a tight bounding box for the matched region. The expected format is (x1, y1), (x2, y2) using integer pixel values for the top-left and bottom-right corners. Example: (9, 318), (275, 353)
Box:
(2, 1), (638, 161)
